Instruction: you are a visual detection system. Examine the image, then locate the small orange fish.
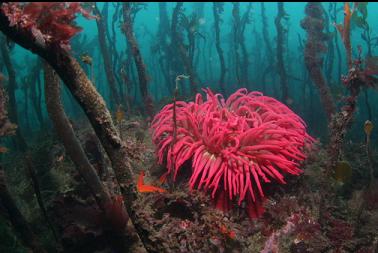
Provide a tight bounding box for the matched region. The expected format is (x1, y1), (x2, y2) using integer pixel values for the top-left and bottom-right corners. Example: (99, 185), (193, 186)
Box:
(219, 224), (236, 239)
(137, 171), (166, 193)
(0, 146), (8, 153)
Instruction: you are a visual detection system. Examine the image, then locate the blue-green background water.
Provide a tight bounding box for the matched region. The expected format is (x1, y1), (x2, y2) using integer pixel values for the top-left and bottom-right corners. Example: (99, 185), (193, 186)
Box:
(2, 3), (378, 252)
(7, 2), (378, 143)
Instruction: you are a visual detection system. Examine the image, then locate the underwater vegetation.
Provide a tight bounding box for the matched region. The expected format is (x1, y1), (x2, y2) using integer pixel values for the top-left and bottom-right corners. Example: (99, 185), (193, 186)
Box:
(1, 3), (94, 49)
(0, 2), (377, 253)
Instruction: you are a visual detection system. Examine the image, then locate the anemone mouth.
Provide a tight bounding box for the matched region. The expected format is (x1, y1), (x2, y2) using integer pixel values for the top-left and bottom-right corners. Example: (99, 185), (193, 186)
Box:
(151, 88), (314, 218)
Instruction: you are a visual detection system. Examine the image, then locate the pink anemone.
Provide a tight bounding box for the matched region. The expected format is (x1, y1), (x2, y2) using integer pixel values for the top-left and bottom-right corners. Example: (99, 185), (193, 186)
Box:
(151, 88), (314, 218)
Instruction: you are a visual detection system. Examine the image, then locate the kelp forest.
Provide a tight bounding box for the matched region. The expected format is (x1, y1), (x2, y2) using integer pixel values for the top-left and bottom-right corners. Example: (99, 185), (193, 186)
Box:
(0, 2), (377, 253)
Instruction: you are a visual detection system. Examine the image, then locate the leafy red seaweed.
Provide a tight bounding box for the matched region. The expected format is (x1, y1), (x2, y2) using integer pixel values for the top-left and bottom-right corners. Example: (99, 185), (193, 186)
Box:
(0, 2), (95, 49)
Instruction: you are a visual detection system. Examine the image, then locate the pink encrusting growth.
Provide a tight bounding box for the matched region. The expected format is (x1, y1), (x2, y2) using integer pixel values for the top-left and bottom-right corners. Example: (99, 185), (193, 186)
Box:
(151, 88), (314, 218)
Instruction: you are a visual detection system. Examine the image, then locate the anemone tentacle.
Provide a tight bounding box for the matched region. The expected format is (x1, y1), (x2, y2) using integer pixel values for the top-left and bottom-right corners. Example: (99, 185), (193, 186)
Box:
(151, 88), (314, 218)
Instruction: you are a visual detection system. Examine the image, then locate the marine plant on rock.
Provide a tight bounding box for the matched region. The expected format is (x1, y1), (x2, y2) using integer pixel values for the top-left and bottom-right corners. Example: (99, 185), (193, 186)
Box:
(1, 2), (94, 49)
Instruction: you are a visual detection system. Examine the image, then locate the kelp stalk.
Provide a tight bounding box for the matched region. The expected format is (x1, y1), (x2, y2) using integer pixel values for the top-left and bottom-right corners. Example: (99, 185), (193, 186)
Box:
(301, 2), (336, 123)
(171, 3), (198, 95)
(213, 2), (226, 93)
(0, 76), (45, 253)
(0, 165), (47, 253)
(261, 2), (275, 93)
(275, 2), (289, 102)
(0, 6), (147, 251)
(44, 63), (132, 251)
(44, 63), (112, 212)
(122, 3), (153, 118)
(94, 3), (120, 110)
(24, 154), (58, 242)
(0, 35), (27, 150)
